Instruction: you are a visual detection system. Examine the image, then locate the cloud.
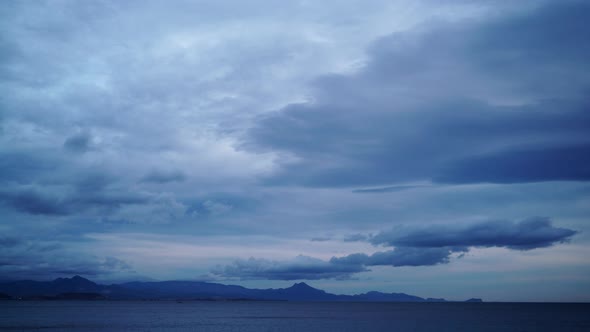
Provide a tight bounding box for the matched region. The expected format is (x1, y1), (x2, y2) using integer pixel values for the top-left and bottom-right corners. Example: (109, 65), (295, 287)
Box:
(0, 235), (133, 280)
(0, 189), (68, 215)
(310, 237), (332, 242)
(0, 237), (23, 248)
(140, 170), (187, 183)
(435, 144), (590, 184)
(332, 247), (464, 268)
(371, 217), (578, 250)
(0, 185), (149, 216)
(0, 256), (133, 280)
(185, 193), (260, 218)
(212, 255), (368, 280)
(63, 131), (93, 153)
(343, 234), (369, 242)
(68, 191), (150, 211)
(246, 1), (590, 187)
(0, 151), (60, 185)
(212, 248), (461, 280)
(213, 217), (577, 280)
(352, 185), (431, 193)
(366, 247), (462, 266)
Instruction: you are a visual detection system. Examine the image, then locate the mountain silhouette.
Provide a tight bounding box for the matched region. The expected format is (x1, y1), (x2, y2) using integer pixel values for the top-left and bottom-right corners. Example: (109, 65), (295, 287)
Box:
(0, 276), (481, 302)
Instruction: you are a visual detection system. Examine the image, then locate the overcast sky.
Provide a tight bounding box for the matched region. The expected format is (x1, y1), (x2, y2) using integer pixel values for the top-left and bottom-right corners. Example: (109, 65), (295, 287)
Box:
(1, 0), (589, 302)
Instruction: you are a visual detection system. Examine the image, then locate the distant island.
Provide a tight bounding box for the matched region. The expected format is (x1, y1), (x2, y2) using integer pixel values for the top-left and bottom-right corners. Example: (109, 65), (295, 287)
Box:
(0, 275), (482, 302)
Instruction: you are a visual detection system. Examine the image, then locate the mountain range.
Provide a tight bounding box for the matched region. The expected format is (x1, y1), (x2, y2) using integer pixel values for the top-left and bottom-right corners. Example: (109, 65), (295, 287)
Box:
(0, 276), (482, 302)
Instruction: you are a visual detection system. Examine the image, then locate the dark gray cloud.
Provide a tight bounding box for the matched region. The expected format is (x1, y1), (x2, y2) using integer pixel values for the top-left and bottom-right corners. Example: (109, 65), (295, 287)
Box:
(140, 170), (187, 183)
(332, 247), (464, 268)
(2, 0), (342, 228)
(0, 189), (68, 215)
(0, 235), (133, 280)
(371, 217), (577, 250)
(366, 247), (463, 266)
(0, 237), (23, 248)
(0, 186), (149, 216)
(353, 185), (431, 193)
(214, 217), (577, 280)
(68, 191), (150, 211)
(213, 248), (460, 280)
(63, 131), (92, 153)
(0, 148), (151, 217)
(435, 144), (590, 184)
(247, 1), (590, 187)
(212, 256), (368, 280)
(0, 152), (60, 185)
(75, 173), (115, 192)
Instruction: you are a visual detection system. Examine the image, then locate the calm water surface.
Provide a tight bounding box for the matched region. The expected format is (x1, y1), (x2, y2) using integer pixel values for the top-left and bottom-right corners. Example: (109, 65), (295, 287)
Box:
(1, 301), (589, 332)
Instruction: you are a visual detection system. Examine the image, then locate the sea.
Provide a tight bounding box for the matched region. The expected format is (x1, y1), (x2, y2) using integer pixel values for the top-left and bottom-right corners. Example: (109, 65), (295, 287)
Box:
(1, 301), (589, 332)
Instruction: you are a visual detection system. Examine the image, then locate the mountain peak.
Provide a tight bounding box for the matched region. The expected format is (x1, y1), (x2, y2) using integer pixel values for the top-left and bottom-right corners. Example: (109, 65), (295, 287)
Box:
(52, 275), (97, 288)
(54, 275), (90, 282)
(291, 282), (313, 289)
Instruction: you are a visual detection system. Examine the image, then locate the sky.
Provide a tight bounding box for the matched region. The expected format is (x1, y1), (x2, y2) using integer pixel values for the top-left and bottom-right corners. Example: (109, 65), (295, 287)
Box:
(1, 0), (589, 302)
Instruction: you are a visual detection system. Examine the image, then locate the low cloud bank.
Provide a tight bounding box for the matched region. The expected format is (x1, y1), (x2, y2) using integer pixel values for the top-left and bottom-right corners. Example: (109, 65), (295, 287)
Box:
(213, 218), (577, 280)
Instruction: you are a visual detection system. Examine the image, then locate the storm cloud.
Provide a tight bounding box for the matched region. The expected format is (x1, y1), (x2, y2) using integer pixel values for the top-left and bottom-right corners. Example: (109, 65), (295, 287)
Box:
(247, 1), (590, 187)
(371, 217), (578, 250)
(0, 189), (69, 215)
(0, 235), (133, 281)
(435, 144), (590, 184)
(0, 185), (149, 216)
(140, 170), (187, 183)
(63, 131), (93, 154)
(333, 247), (463, 268)
(212, 255), (368, 281)
(213, 218), (577, 280)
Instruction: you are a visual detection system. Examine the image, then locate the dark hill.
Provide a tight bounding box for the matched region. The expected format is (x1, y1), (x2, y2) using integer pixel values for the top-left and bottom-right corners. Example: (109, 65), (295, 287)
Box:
(0, 276), (481, 302)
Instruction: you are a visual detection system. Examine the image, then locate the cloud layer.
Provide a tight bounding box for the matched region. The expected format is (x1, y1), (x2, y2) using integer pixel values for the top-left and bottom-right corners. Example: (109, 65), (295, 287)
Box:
(371, 217), (577, 250)
(0, 236), (133, 280)
(247, 1), (590, 187)
(0, 0), (588, 300)
(213, 218), (577, 280)
(212, 256), (368, 281)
